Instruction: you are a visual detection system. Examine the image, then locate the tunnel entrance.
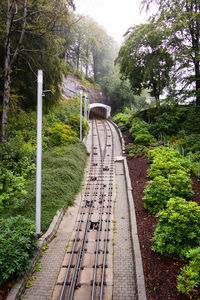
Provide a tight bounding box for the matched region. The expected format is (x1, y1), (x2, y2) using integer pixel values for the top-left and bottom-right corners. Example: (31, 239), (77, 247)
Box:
(89, 103), (111, 119)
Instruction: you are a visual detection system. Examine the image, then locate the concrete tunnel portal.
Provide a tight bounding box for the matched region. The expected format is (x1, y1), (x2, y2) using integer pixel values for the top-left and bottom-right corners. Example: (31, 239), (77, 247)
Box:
(89, 103), (111, 119)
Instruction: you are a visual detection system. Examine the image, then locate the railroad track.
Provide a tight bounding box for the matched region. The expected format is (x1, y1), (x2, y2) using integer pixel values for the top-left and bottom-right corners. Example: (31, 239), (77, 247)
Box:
(53, 118), (115, 300)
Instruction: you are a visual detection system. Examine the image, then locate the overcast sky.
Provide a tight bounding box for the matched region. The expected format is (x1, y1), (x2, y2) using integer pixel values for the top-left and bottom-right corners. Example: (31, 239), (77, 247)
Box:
(74, 0), (156, 44)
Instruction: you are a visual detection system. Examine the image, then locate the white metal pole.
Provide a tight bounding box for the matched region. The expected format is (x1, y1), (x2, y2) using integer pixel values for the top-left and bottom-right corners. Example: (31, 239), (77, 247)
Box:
(84, 95), (87, 120)
(36, 70), (43, 235)
(80, 91), (82, 141)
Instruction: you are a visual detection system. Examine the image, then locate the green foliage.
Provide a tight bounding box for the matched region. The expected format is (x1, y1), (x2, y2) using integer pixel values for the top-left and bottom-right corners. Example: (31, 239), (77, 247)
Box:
(112, 113), (131, 131)
(0, 216), (38, 284)
(152, 197), (200, 257)
(168, 170), (194, 199)
(129, 117), (156, 146)
(134, 133), (156, 146)
(177, 247), (200, 296)
(141, 0), (200, 105)
(147, 147), (189, 178)
(125, 143), (149, 158)
(49, 122), (79, 146)
(0, 135), (36, 209)
(144, 146), (193, 214)
(143, 176), (172, 214)
(116, 23), (173, 106)
(6, 143), (88, 232)
(149, 112), (181, 136)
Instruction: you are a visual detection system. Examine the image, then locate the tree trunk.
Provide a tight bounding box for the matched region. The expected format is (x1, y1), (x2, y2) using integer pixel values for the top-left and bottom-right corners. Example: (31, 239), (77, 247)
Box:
(1, 0), (11, 142)
(85, 46), (89, 78)
(195, 60), (200, 105)
(1, 0), (27, 142)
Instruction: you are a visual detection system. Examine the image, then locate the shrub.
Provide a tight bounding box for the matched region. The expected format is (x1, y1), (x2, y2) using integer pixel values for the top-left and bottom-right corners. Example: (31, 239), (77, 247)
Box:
(0, 136), (35, 208)
(177, 247), (200, 296)
(134, 133), (156, 146)
(49, 122), (79, 146)
(112, 113), (130, 131)
(147, 157), (188, 178)
(0, 216), (38, 284)
(168, 170), (194, 199)
(130, 117), (156, 146)
(152, 197), (200, 257)
(147, 147), (190, 178)
(143, 176), (172, 214)
(125, 143), (148, 158)
(148, 147), (182, 163)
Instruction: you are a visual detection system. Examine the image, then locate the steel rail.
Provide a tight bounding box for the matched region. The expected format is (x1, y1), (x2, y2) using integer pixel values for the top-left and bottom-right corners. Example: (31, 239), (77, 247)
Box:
(91, 120), (109, 299)
(65, 118), (108, 300)
(91, 120), (114, 300)
(100, 120), (114, 300)
(60, 120), (97, 300)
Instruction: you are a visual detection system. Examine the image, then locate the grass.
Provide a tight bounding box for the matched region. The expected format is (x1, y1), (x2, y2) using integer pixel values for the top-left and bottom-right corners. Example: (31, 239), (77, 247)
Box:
(1, 142), (88, 232)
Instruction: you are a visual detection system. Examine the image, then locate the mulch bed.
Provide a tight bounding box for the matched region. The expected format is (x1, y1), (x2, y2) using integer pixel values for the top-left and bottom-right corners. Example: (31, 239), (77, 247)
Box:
(122, 129), (200, 300)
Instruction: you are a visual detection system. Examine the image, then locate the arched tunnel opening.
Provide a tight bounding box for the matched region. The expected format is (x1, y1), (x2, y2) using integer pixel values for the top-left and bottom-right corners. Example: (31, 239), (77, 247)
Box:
(89, 107), (107, 119)
(89, 104), (111, 119)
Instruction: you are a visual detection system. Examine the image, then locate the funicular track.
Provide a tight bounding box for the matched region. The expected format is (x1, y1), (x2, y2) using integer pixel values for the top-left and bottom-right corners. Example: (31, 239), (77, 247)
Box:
(55, 118), (115, 300)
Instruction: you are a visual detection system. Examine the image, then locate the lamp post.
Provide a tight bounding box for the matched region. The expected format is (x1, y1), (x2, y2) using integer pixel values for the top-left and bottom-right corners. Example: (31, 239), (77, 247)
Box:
(36, 70), (43, 235)
(80, 91), (82, 141)
(84, 95), (87, 120)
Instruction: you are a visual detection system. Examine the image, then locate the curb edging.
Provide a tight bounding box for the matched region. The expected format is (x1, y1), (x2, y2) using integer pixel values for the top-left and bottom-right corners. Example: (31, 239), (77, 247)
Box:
(7, 209), (64, 300)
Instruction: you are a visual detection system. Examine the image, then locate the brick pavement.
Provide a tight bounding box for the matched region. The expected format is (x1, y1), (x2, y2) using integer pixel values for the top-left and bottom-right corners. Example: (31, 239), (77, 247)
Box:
(22, 192), (83, 300)
(113, 161), (137, 300)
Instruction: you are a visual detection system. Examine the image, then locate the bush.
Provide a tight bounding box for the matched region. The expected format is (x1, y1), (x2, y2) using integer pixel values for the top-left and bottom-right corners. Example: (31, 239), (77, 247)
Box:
(147, 147), (189, 178)
(49, 122), (79, 146)
(0, 136), (36, 208)
(177, 247), (200, 296)
(125, 143), (148, 158)
(148, 147), (181, 162)
(0, 216), (38, 284)
(143, 176), (172, 214)
(152, 197), (200, 257)
(130, 117), (156, 146)
(112, 113), (130, 131)
(134, 133), (156, 146)
(168, 170), (194, 199)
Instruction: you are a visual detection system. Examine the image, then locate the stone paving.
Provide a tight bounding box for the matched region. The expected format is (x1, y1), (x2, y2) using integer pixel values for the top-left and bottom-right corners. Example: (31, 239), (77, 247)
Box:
(111, 122), (137, 300)
(113, 161), (137, 300)
(22, 192), (83, 300)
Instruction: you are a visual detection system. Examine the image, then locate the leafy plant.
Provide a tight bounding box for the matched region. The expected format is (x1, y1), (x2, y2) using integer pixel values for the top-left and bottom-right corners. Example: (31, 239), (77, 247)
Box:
(0, 216), (38, 284)
(125, 143), (148, 158)
(177, 247), (200, 296)
(49, 122), (79, 146)
(152, 197), (200, 257)
(112, 113), (131, 131)
(168, 170), (194, 199)
(147, 147), (189, 178)
(134, 133), (156, 146)
(143, 176), (172, 214)
(130, 117), (156, 146)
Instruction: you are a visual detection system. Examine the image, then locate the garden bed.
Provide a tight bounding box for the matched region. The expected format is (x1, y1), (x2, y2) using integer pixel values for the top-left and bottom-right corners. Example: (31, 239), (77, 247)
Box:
(122, 129), (200, 300)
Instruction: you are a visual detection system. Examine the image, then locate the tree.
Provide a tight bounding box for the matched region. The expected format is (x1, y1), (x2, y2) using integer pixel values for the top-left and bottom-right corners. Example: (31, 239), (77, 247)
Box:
(63, 15), (118, 83)
(142, 0), (200, 105)
(116, 23), (173, 107)
(1, 0), (74, 142)
(102, 68), (134, 112)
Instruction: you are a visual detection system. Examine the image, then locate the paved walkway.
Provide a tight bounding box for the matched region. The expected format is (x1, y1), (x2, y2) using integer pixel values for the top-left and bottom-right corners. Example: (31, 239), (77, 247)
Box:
(22, 190), (84, 300)
(21, 122), (138, 300)
(111, 124), (137, 300)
